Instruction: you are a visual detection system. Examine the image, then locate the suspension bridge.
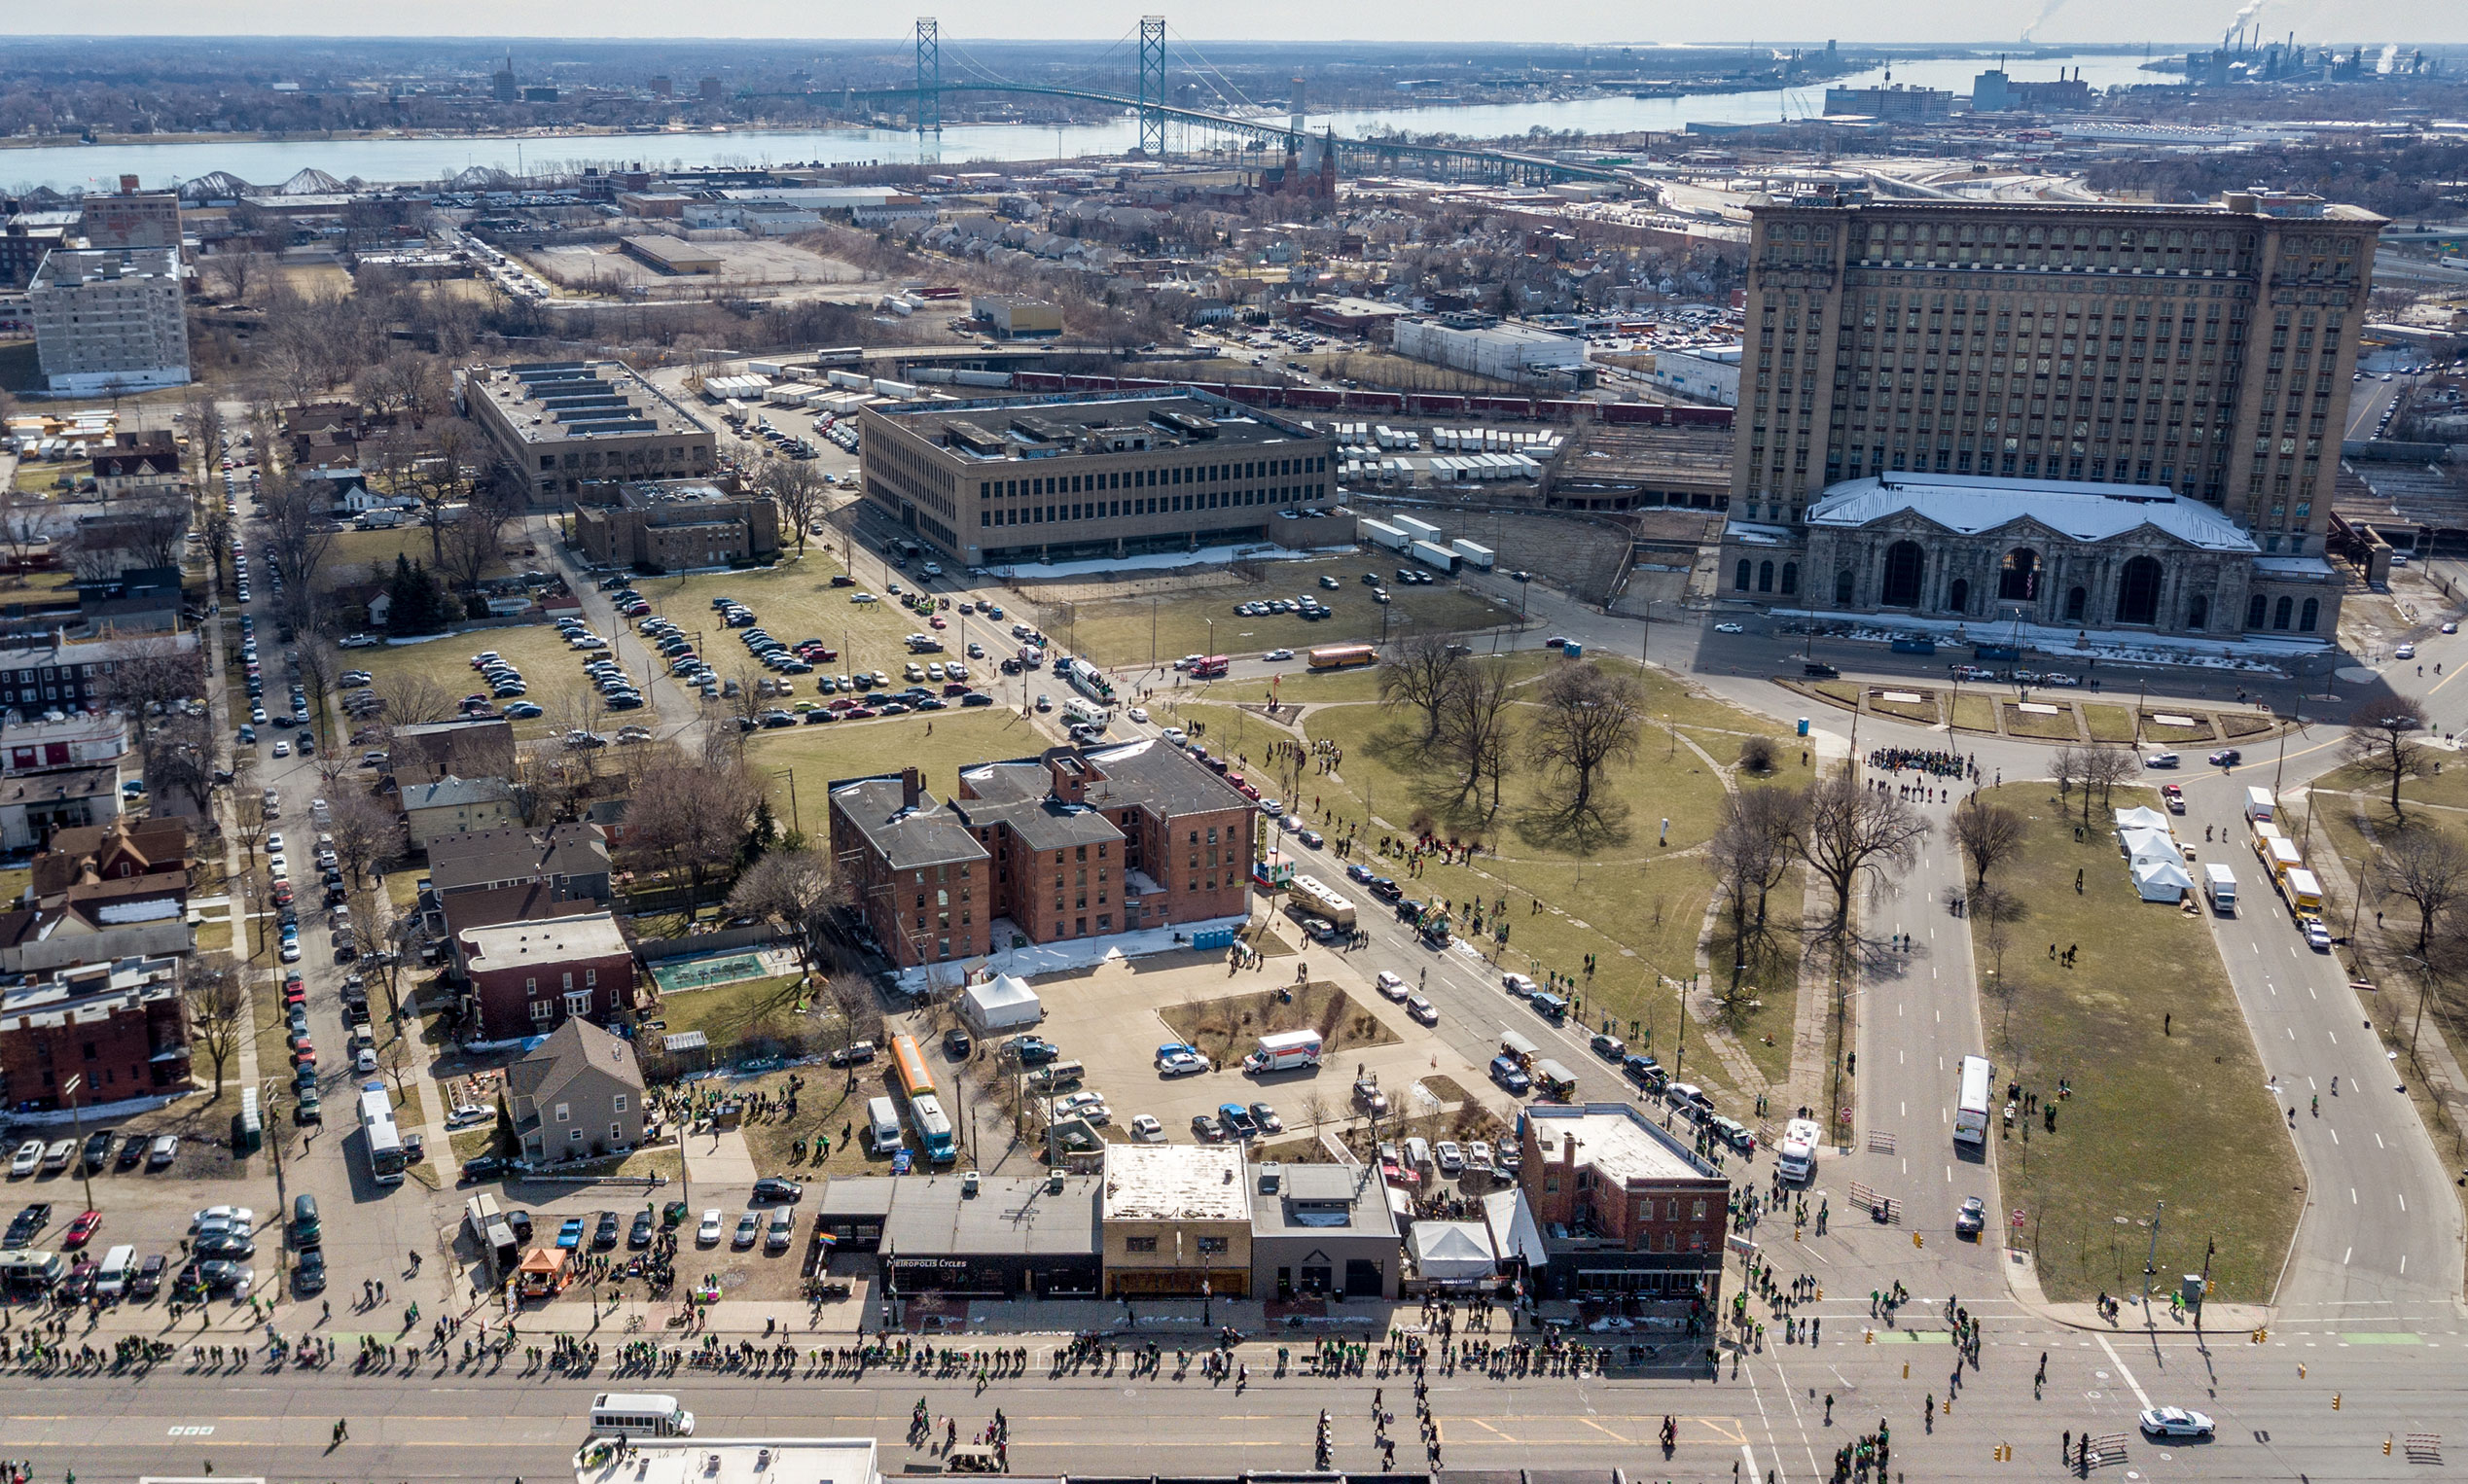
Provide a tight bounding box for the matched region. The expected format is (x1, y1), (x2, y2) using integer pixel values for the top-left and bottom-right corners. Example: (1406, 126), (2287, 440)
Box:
(743, 17), (1619, 186)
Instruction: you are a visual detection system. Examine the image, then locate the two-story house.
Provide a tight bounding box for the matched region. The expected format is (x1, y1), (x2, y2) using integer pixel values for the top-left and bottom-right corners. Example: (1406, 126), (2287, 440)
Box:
(503, 1016), (646, 1163)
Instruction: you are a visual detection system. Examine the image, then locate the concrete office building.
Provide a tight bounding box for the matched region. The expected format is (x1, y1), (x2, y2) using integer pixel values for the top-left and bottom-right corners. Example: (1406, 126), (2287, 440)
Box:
(460, 360), (717, 509)
(27, 247), (189, 395)
(858, 389), (1337, 567)
(572, 478), (779, 572)
(1393, 313), (1589, 387)
(1716, 194), (2381, 636)
(1821, 84), (1953, 118)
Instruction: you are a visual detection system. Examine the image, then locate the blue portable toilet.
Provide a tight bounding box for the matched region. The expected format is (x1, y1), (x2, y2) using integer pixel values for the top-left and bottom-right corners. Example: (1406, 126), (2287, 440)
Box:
(1797, 718), (1810, 737)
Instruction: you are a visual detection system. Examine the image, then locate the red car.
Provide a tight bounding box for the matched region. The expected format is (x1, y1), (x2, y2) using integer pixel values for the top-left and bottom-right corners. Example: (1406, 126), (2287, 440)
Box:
(2161, 783), (2187, 815)
(292, 1045), (317, 1067)
(63, 1210), (101, 1249)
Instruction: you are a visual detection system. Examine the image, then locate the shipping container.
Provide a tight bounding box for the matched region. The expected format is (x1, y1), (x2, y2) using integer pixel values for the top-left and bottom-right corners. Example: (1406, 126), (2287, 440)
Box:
(1449, 539), (1495, 570)
(1410, 540), (1459, 575)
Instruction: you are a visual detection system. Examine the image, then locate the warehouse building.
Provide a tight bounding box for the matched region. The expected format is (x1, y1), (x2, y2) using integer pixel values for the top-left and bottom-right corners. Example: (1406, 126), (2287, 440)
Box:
(460, 360), (718, 508)
(27, 247), (189, 395)
(621, 234), (722, 275)
(813, 1172), (1103, 1298)
(1393, 313), (1589, 388)
(858, 388), (1337, 566)
(971, 296), (1063, 338)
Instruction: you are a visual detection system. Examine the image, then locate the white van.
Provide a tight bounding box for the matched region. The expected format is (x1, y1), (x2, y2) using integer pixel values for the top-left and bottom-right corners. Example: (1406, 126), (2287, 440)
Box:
(1403, 1136), (1432, 1173)
(1776, 1119), (1821, 1182)
(589, 1393), (695, 1437)
(94, 1244), (136, 1299)
(864, 1095), (904, 1153)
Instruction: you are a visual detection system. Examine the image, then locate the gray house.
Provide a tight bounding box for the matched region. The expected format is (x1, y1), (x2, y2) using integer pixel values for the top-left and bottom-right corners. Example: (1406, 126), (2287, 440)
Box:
(504, 1016), (646, 1163)
(1249, 1160), (1400, 1300)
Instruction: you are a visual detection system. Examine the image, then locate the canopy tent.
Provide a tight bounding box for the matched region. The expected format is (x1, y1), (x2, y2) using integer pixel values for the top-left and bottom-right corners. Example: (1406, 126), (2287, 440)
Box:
(2118, 827), (2180, 866)
(2114, 805), (2174, 834)
(2132, 857), (2196, 902)
(1483, 1188), (1547, 1271)
(960, 973), (1044, 1034)
(1410, 1221), (1497, 1282)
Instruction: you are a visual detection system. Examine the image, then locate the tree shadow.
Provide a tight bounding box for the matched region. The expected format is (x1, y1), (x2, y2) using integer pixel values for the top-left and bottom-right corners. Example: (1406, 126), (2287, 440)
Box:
(1512, 799), (1633, 855)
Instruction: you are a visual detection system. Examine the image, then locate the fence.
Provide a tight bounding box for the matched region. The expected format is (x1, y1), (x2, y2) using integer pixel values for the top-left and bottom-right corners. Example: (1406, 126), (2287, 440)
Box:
(634, 924), (781, 963)
(2407, 1433), (2442, 1463)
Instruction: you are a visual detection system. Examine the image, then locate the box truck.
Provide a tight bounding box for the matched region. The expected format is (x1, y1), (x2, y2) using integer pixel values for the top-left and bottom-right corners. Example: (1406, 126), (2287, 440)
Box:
(2203, 863), (2236, 915)
(1244, 1030), (1325, 1075)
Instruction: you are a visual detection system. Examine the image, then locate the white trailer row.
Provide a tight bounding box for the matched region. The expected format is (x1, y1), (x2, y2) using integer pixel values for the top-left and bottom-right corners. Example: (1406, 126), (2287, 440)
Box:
(1429, 452), (1544, 482)
(1391, 514), (1444, 546)
(1431, 427), (1561, 456)
(1410, 540), (1460, 575)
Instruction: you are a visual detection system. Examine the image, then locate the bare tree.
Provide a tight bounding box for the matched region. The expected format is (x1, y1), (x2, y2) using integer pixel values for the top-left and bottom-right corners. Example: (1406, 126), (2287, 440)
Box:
(2378, 827), (2468, 955)
(626, 760), (762, 901)
(1975, 886), (2029, 1040)
(374, 674), (455, 727)
(1300, 1089), (1332, 1137)
(326, 790), (407, 888)
(727, 848), (849, 973)
(1526, 661), (1644, 826)
(141, 708), (224, 821)
(259, 470), (337, 638)
(232, 791), (268, 866)
(1377, 632), (1469, 744)
(1435, 654), (1518, 811)
(1949, 796), (2028, 895)
(106, 646), (208, 716)
(764, 457), (832, 555)
(1709, 785), (1806, 990)
(824, 972), (886, 1082)
(0, 487), (46, 568)
(185, 953), (246, 1099)
(203, 251), (271, 304)
(1793, 771), (1931, 949)
(2343, 695), (2431, 824)
(2057, 743), (2137, 827)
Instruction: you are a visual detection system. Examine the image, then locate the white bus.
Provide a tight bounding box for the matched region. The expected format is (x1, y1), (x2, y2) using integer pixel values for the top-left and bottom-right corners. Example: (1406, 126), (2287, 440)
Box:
(589, 1393), (696, 1437)
(358, 1082), (406, 1185)
(1953, 1055), (1993, 1148)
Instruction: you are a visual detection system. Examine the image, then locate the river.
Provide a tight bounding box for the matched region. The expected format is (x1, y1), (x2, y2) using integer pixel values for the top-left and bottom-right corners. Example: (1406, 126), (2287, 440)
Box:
(0, 52), (2165, 194)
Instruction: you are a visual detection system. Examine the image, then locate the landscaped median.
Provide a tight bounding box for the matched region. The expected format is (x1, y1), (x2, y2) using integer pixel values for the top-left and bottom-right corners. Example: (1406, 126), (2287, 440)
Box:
(1964, 783), (2301, 1302)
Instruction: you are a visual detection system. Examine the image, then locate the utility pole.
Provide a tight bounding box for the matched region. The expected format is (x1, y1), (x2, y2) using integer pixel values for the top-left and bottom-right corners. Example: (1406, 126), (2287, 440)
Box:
(2140, 1199), (2164, 1322)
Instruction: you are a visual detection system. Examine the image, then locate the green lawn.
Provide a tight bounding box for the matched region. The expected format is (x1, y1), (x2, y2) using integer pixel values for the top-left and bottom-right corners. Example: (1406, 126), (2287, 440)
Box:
(2082, 704), (2137, 743)
(1969, 784), (2303, 1303)
(748, 704), (1051, 835)
(349, 624), (592, 740)
(1951, 692), (1998, 733)
(1040, 558), (1520, 670)
(653, 972), (812, 1051)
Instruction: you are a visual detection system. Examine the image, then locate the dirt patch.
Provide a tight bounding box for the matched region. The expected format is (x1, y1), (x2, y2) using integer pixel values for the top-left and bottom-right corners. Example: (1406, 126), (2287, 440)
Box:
(2219, 713), (2277, 740)
(1868, 689), (1940, 724)
(2137, 713), (2219, 743)
(2001, 702), (2081, 741)
(1420, 1074), (1479, 1107)
(1157, 982), (1399, 1069)
(2082, 704), (2137, 743)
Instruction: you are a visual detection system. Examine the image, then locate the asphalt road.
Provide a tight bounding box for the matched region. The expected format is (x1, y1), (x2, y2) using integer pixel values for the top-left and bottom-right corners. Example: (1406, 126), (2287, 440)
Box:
(14, 1312), (2468, 1482)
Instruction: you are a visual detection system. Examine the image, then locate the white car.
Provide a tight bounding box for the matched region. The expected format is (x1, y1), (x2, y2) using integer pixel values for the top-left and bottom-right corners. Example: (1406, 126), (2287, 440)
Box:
(192, 1205), (254, 1233)
(1263, 648), (1295, 661)
(1128, 1114), (1165, 1143)
(2395, 643), (2416, 660)
(270, 740), (290, 758)
(265, 833), (284, 856)
(697, 1209), (724, 1245)
(1502, 972), (1539, 998)
(1126, 706), (1149, 724)
(1161, 727), (1188, 746)
(2143, 752), (2180, 769)
(279, 941), (302, 964)
(2304, 918), (2334, 950)
(2137, 1407), (2214, 1438)
(1407, 995), (1439, 1025)
(1713, 621), (1745, 633)
(1055, 1091), (1111, 1125)
(446, 1104), (493, 1129)
(1374, 971), (1410, 1002)
(1433, 1140), (1466, 1176)
(7, 1139), (41, 1178)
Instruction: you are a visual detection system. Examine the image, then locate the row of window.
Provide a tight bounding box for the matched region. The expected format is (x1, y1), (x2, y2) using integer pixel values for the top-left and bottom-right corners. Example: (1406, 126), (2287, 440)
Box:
(1123, 1235), (1230, 1254)
(981, 487), (1320, 527)
(979, 455), (1326, 501)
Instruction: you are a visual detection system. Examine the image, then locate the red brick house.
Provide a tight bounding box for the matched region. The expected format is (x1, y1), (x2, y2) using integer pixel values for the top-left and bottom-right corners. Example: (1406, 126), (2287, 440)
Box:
(453, 910), (635, 1042)
(826, 767), (992, 971)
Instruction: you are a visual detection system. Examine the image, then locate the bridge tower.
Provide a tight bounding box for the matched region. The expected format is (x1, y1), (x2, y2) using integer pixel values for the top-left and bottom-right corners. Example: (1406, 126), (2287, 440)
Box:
(914, 18), (941, 136)
(1137, 16), (1167, 157)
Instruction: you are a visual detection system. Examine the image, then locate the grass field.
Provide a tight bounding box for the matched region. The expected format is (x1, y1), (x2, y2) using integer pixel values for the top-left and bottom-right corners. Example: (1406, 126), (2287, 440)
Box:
(1041, 559), (1520, 671)
(653, 972), (813, 1051)
(745, 704), (1049, 833)
(347, 625), (594, 740)
(316, 525), (519, 592)
(1969, 783), (2303, 1302)
(2001, 703), (2080, 741)
(2082, 704), (2137, 743)
(2138, 712), (2218, 743)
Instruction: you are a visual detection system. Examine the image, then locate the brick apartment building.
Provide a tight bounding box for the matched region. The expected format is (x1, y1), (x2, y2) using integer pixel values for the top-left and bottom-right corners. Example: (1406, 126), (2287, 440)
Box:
(1517, 1103), (1730, 1308)
(453, 910), (635, 1042)
(830, 738), (1257, 970)
(0, 957), (191, 1110)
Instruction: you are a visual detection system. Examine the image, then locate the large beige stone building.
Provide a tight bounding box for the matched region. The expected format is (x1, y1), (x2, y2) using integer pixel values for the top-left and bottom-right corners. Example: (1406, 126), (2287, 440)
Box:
(1716, 193), (2382, 638)
(460, 360), (717, 509)
(28, 247), (189, 395)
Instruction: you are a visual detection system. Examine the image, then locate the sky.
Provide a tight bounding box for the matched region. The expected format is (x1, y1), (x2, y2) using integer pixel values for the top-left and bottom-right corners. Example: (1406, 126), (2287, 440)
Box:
(34, 0), (2468, 44)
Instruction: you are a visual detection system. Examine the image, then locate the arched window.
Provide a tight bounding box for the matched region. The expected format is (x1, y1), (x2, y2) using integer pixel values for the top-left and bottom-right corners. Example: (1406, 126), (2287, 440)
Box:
(1835, 568), (1855, 605)
(2186, 593), (2209, 631)
(2247, 593), (2268, 629)
(1780, 563), (1799, 596)
(2115, 556), (2163, 625)
(1948, 578), (1970, 614)
(2273, 595), (2293, 630)
(1997, 548), (2040, 602)
(1758, 560), (1775, 593)
(2300, 597), (2319, 632)
(1735, 559), (1752, 592)
(1879, 541), (1927, 608)
(2064, 586), (2087, 621)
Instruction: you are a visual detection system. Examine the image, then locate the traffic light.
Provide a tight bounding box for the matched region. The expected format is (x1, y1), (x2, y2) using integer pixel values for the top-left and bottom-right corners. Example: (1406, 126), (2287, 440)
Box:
(1944, 1400), (1954, 1416)
(2333, 1393), (2342, 1410)
(2252, 1326), (2268, 1344)
(1914, 1231), (1924, 1248)
(2386, 1438), (2394, 1456)
(1903, 1361), (1910, 1378)
(1865, 1328), (1875, 1345)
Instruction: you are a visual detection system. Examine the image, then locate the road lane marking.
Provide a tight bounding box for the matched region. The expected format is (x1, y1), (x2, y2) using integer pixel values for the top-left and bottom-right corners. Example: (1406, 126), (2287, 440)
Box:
(2329, 1128), (2340, 1144)
(2093, 1336), (2152, 1409)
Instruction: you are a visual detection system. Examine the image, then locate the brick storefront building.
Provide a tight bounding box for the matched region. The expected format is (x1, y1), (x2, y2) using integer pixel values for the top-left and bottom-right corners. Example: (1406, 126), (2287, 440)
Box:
(0, 958), (191, 1110)
(1518, 1103), (1730, 1308)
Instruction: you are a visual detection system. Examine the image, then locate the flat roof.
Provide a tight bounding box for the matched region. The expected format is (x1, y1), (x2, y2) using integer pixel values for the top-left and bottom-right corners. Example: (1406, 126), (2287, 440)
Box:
(456, 911), (627, 971)
(31, 247), (180, 287)
(880, 1172), (1102, 1257)
(1525, 1103), (1721, 1184)
(1102, 1143), (1250, 1223)
(575, 1438), (879, 1484)
(468, 360), (710, 445)
(876, 390), (1323, 464)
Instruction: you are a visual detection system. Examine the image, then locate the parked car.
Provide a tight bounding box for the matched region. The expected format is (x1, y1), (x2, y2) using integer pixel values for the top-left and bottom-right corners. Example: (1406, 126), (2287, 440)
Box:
(752, 1178), (804, 1202)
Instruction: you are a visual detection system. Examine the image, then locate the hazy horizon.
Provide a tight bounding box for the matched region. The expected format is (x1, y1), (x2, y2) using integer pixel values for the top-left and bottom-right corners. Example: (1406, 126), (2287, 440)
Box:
(7, 0), (2463, 47)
